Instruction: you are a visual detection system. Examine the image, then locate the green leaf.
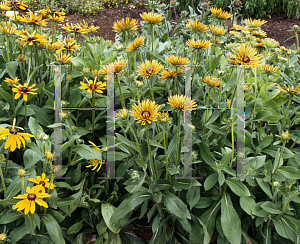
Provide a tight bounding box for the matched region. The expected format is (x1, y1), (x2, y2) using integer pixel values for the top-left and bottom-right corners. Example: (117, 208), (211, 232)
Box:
(6, 176), (21, 199)
(115, 133), (138, 152)
(277, 166), (300, 179)
(199, 142), (215, 166)
(173, 178), (201, 191)
(18, 106), (35, 116)
(186, 186), (200, 210)
(0, 87), (13, 104)
(42, 214), (65, 244)
(28, 117), (44, 139)
(225, 179), (250, 196)
(240, 196), (256, 218)
(260, 201), (281, 214)
(71, 56), (98, 70)
(0, 211), (23, 224)
(272, 218), (288, 239)
(60, 135), (81, 153)
(162, 191), (191, 219)
(221, 193), (242, 244)
(271, 148), (283, 174)
(25, 214), (36, 235)
(23, 149), (43, 169)
(74, 144), (102, 160)
(101, 203), (121, 234)
(204, 172), (218, 191)
(258, 135), (273, 150)
(0, 198), (18, 206)
(149, 139), (164, 149)
(67, 220), (83, 235)
(167, 164), (179, 175)
(282, 216), (298, 243)
(10, 224), (30, 243)
(256, 178), (272, 199)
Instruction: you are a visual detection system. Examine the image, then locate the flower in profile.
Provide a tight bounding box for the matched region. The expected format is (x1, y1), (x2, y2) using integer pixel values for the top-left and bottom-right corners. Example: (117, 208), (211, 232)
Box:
(6, 0), (28, 10)
(261, 64), (280, 74)
(13, 185), (50, 215)
(230, 44), (262, 67)
(0, 233), (6, 241)
(253, 30), (267, 37)
(51, 165), (61, 174)
(112, 17), (138, 33)
(79, 77), (106, 94)
(210, 25), (227, 36)
(231, 24), (245, 31)
(204, 76), (222, 87)
(261, 38), (279, 48)
(210, 7), (232, 19)
(186, 39), (212, 49)
(140, 12), (164, 23)
(22, 12), (47, 26)
(117, 108), (129, 119)
(167, 95), (197, 111)
(56, 36), (81, 53)
(28, 173), (55, 189)
(244, 18), (267, 29)
(166, 55), (189, 65)
(0, 4), (11, 11)
(12, 82), (38, 101)
(45, 150), (53, 160)
(227, 54), (238, 65)
(48, 14), (64, 22)
(126, 36), (145, 52)
(92, 69), (101, 78)
(79, 20), (99, 33)
(63, 23), (89, 33)
(158, 111), (169, 123)
(54, 52), (72, 64)
(186, 20), (208, 33)
(100, 59), (127, 79)
(244, 83), (253, 91)
(159, 67), (183, 80)
(86, 141), (102, 172)
(5, 77), (19, 85)
(18, 54), (27, 61)
(130, 100), (160, 125)
(297, 59), (300, 65)
(44, 40), (62, 51)
(0, 21), (17, 34)
(17, 31), (46, 46)
(137, 60), (163, 78)
(0, 119), (34, 152)
(277, 84), (300, 95)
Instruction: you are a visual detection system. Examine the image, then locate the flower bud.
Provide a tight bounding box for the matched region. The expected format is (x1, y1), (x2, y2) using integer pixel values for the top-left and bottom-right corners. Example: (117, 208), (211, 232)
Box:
(131, 170), (140, 179)
(45, 150), (53, 160)
(170, 0), (176, 6)
(281, 131), (289, 140)
(117, 108), (129, 119)
(234, 0), (242, 8)
(0, 233), (7, 241)
(66, 74), (72, 82)
(115, 44), (123, 51)
(18, 169), (26, 177)
(272, 181), (281, 188)
(135, 80), (144, 87)
(83, 67), (90, 73)
(158, 111), (169, 123)
(59, 112), (67, 119)
(51, 165), (61, 174)
(71, 126), (76, 131)
(18, 54), (27, 61)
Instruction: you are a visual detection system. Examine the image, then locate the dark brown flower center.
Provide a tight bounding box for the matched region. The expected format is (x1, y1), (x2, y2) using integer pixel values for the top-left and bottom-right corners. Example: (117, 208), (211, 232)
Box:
(39, 181), (45, 186)
(27, 193), (36, 200)
(142, 111), (150, 118)
(64, 44), (70, 49)
(22, 87), (28, 92)
(242, 55), (250, 63)
(28, 37), (35, 42)
(146, 69), (153, 75)
(90, 84), (96, 89)
(10, 128), (18, 135)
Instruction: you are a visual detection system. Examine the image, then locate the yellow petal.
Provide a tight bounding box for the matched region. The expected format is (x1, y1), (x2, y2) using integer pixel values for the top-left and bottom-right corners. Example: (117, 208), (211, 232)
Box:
(30, 201), (36, 214)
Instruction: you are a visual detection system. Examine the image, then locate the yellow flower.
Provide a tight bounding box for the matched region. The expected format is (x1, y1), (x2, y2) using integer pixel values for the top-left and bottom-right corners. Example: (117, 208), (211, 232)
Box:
(159, 67), (183, 80)
(28, 173), (55, 189)
(203, 76), (222, 87)
(59, 112), (67, 118)
(0, 21), (17, 34)
(0, 4), (11, 11)
(210, 25), (227, 36)
(117, 108), (129, 119)
(230, 44), (262, 67)
(79, 20), (99, 33)
(261, 64), (280, 74)
(158, 111), (169, 122)
(18, 54), (27, 61)
(244, 83), (253, 91)
(137, 60), (163, 78)
(6, 0), (28, 10)
(186, 39), (212, 49)
(5, 77), (19, 85)
(112, 17), (138, 33)
(100, 59), (127, 79)
(126, 35), (145, 52)
(231, 24), (245, 31)
(12, 82), (38, 101)
(22, 12), (47, 26)
(227, 99), (231, 108)
(17, 31), (46, 46)
(56, 36), (81, 53)
(167, 95), (197, 111)
(253, 30), (267, 37)
(13, 185), (50, 215)
(130, 99), (160, 125)
(210, 7), (232, 19)
(79, 77), (106, 94)
(0, 119), (33, 152)
(45, 150), (53, 160)
(244, 18), (267, 29)
(86, 141), (102, 172)
(54, 52), (72, 64)
(165, 55), (189, 65)
(48, 14), (64, 22)
(0, 233), (6, 241)
(45, 6), (66, 16)
(44, 40), (62, 51)
(186, 20), (208, 33)
(140, 12), (164, 23)
(277, 84), (300, 95)
(63, 23), (89, 33)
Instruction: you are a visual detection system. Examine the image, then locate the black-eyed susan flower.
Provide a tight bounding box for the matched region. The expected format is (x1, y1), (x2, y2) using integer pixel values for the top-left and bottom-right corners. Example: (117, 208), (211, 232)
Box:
(158, 111), (169, 123)
(137, 60), (163, 78)
(277, 84), (300, 95)
(253, 30), (267, 38)
(210, 25), (227, 36)
(227, 99), (231, 108)
(126, 35), (145, 52)
(79, 77), (106, 94)
(165, 55), (189, 65)
(17, 31), (46, 46)
(261, 64), (280, 74)
(231, 24), (245, 31)
(6, 0), (28, 10)
(186, 39), (212, 49)
(12, 82), (38, 101)
(230, 44), (262, 67)
(18, 54), (27, 61)
(56, 36), (81, 53)
(130, 100), (160, 125)
(54, 52), (72, 64)
(112, 17), (138, 33)
(44, 6), (65, 16)
(4, 77), (19, 85)
(0, 4), (11, 11)
(86, 141), (102, 172)
(204, 76), (222, 87)
(186, 20), (208, 33)
(261, 38), (279, 48)
(227, 54), (238, 65)
(44, 40), (62, 51)
(13, 185), (50, 215)
(167, 95), (197, 111)
(45, 150), (53, 160)
(0, 21), (17, 34)
(48, 14), (64, 22)
(100, 59), (127, 79)
(140, 12), (164, 23)
(79, 20), (99, 33)
(244, 18), (267, 29)
(0, 119), (34, 152)
(159, 67), (183, 80)
(210, 7), (232, 20)
(14, 28), (29, 36)
(27, 173), (56, 189)
(63, 23), (88, 34)
(22, 12), (47, 26)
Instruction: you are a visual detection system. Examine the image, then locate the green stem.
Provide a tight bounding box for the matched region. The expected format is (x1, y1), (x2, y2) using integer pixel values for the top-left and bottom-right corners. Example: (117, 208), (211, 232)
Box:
(204, 87), (212, 133)
(6, 35), (10, 67)
(262, 75), (270, 110)
(0, 165), (7, 199)
(279, 97), (292, 134)
(271, 141), (286, 178)
(295, 31), (299, 52)
(146, 128), (156, 179)
(25, 101), (27, 131)
(229, 120), (235, 168)
(209, 39), (216, 75)
(151, 24), (154, 59)
(4, 148), (10, 178)
(290, 133), (300, 150)
(117, 76), (125, 108)
(277, 190), (299, 219)
(163, 124), (169, 179)
(175, 112), (181, 167)
(92, 90), (95, 141)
